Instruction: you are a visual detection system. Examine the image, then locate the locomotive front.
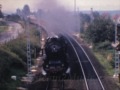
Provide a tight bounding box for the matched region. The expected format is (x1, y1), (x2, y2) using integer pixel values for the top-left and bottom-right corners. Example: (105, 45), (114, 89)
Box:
(42, 36), (70, 76)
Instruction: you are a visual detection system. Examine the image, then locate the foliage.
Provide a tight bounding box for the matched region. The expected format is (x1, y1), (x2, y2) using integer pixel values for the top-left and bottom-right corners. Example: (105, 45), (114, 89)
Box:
(22, 4), (31, 16)
(82, 12), (115, 76)
(80, 13), (91, 32)
(92, 11), (100, 19)
(0, 23), (41, 89)
(6, 14), (21, 22)
(6, 39), (27, 63)
(94, 41), (112, 50)
(0, 21), (7, 26)
(84, 17), (114, 44)
(0, 47), (25, 83)
(80, 13), (91, 23)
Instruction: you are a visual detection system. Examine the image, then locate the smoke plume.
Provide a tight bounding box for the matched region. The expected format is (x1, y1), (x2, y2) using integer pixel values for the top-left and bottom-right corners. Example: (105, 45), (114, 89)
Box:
(35, 0), (79, 36)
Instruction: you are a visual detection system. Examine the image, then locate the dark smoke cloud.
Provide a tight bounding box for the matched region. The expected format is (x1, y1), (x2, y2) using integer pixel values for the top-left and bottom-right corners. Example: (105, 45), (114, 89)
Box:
(35, 0), (79, 36)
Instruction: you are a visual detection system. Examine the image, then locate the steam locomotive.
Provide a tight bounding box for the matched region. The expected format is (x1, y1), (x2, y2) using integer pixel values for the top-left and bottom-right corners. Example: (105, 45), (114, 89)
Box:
(41, 35), (70, 76)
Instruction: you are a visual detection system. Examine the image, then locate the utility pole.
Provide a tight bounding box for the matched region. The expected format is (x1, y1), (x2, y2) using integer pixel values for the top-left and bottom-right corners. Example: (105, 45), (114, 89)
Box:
(74, 0), (77, 32)
(0, 4), (1, 10)
(23, 15), (32, 83)
(74, 0), (76, 13)
(114, 17), (120, 82)
(26, 19), (32, 79)
(74, 0), (80, 33)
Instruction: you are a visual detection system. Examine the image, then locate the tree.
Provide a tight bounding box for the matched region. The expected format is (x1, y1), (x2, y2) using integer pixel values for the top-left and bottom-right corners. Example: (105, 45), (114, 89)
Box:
(80, 13), (91, 32)
(6, 14), (21, 22)
(22, 4), (31, 17)
(92, 11), (100, 19)
(16, 8), (22, 16)
(84, 17), (114, 44)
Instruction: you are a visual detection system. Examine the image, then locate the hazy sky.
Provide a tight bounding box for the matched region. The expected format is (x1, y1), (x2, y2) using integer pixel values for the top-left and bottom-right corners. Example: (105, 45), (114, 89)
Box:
(0, 0), (120, 13)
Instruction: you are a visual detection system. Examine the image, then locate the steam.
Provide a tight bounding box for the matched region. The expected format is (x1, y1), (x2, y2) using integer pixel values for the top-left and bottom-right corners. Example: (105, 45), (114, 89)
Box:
(35, 0), (79, 36)
(36, 0), (61, 11)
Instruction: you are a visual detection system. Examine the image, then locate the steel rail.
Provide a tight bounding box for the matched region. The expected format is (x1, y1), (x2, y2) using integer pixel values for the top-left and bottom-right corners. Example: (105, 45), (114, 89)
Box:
(45, 79), (64, 90)
(65, 36), (89, 90)
(71, 36), (105, 90)
(45, 78), (51, 90)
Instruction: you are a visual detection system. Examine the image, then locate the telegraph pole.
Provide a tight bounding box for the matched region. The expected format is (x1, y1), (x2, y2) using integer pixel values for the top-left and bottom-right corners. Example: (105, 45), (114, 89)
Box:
(74, 0), (80, 33)
(114, 17), (120, 82)
(74, 0), (76, 13)
(74, 0), (77, 32)
(22, 15), (32, 83)
(26, 19), (32, 79)
(0, 4), (1, 10)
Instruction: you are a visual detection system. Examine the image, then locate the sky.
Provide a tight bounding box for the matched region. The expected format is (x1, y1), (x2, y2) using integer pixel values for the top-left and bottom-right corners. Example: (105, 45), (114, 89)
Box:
(0, 0), (120, 13)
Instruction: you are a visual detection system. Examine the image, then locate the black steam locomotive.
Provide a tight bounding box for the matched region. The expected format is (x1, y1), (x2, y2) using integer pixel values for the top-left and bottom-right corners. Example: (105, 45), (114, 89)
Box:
(42, 35), (70, 76)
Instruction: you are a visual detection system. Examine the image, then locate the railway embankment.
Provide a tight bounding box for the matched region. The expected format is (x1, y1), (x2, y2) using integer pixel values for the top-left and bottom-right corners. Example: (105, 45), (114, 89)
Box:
(0, 23), (41, 90)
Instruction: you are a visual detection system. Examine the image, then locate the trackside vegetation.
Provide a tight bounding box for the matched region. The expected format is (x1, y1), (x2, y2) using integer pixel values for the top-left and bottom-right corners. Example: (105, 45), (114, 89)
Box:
(0, 24), (41, 90)
(80, 12), (115, 76)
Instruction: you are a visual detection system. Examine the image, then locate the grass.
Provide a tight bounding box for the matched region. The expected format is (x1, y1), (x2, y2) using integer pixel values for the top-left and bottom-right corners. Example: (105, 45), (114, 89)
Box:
(93, 50), (114, 76)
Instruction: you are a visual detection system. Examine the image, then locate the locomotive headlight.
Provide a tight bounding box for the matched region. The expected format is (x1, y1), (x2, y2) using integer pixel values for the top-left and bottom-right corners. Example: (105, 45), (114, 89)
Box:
(42, 69), (47, 76)
(66, 67), (70, 74)
(42, 38), (45, 41)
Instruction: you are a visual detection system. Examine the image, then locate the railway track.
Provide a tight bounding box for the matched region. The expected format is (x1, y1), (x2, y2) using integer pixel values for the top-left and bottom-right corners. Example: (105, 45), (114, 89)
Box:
(66, 35), (105, 90)
(28, 78), (65, 90)
(28, 34), (105, 90)
(46, 79), (64, 90)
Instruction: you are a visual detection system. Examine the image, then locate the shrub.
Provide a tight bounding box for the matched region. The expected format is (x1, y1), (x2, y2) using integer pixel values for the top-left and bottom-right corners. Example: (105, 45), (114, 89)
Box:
(94, 41), (112, 50)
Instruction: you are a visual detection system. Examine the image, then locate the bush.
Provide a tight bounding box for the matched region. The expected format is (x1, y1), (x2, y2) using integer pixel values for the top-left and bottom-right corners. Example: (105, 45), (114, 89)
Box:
(94, 41), (112, 50)
(6, 39), (27, 63)
(84, 17), (114, 44)
(0, 21), (7, 26)
(0, 23), (41, 89)
(0, 47), (25, 82)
